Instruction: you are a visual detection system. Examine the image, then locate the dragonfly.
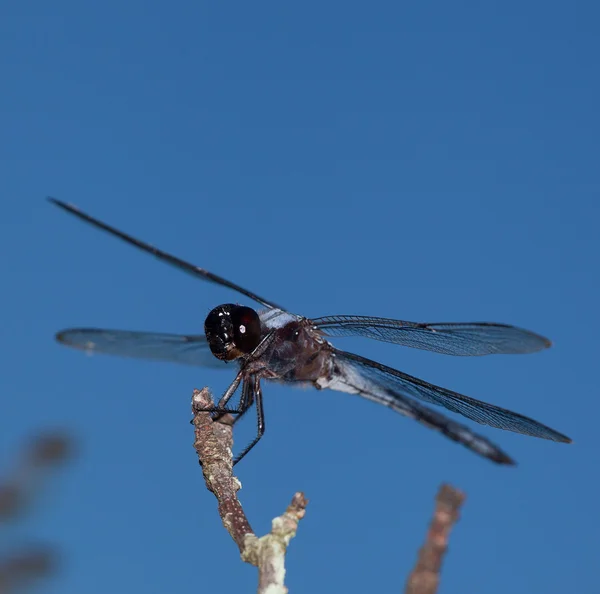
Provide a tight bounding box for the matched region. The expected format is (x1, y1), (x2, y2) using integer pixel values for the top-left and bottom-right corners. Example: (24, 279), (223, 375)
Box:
(49, 197), (571, 466)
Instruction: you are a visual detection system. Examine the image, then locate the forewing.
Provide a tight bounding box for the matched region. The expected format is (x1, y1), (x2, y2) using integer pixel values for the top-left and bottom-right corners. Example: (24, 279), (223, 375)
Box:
(328, 349), (571, 442)
(49, 198), (283, 309)
(56, 328), (227, 368)
(312, 316), (551, 356)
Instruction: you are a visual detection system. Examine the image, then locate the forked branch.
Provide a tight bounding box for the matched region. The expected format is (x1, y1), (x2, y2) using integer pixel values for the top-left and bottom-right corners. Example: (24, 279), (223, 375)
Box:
(191, 387), (465, 594)
(192, 387), (308, 594)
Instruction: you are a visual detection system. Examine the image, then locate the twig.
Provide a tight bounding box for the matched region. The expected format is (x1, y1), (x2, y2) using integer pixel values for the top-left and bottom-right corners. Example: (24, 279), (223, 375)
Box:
(405, 484), (466, 594)
(192, 387), (308, 594)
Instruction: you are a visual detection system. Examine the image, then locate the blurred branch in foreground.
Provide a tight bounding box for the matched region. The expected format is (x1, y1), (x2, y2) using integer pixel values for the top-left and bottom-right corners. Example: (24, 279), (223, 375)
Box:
(191, 387), (465, 594)
(0, 432), (74, 594)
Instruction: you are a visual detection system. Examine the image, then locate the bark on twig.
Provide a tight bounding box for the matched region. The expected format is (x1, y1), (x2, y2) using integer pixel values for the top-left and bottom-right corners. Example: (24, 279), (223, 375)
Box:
(192, 387), (308, 594)
(192, 387), (467, 593)
(405, 484), (466, 594)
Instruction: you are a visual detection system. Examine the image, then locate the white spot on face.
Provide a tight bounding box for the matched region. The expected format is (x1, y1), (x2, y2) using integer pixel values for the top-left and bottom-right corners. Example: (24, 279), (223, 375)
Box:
(239, 325), (246, 334)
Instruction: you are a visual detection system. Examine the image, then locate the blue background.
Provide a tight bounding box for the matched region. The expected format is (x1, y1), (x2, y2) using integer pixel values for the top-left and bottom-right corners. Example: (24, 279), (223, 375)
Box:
(1, 1), (598, 592)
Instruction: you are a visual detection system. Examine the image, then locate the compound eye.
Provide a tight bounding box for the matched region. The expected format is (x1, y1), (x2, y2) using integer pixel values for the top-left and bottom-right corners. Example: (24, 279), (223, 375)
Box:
(231, 306), (261, 354)
(204, 304), (236, 360)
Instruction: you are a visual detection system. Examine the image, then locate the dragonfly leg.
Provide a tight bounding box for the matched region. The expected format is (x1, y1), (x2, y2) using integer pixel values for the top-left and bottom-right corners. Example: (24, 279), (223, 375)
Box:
(191, 370), (245, 418)
(229, 379), (256, 426)
(233, 376), (265, 465)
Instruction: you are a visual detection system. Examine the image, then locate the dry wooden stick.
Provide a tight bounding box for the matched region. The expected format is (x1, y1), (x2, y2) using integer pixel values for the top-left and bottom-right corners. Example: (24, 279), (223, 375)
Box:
(191, 387), (308, 594)
(192, 386), (467, 593)
(405, 483), (466, 594)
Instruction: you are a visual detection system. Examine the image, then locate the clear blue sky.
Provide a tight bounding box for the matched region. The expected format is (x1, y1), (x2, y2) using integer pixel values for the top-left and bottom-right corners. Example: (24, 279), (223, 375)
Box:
(1, 1), (598, 592)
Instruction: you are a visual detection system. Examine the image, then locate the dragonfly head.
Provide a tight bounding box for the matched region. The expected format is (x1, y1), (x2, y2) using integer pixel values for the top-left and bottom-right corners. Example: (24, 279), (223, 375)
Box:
(204, 304), (261, 361)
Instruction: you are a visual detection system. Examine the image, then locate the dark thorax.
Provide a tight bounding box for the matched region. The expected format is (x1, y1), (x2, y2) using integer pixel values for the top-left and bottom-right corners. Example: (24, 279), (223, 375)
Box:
(247, 318), (332, 384)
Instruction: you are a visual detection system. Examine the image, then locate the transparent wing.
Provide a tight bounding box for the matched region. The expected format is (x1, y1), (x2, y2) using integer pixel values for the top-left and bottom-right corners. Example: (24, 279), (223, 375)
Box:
(49, 198), (283, 310)
(322, 349), (570, 463)
(56, 328), (228, 368)
(312, 316), (551, 356)
(319, 350), (513, 464)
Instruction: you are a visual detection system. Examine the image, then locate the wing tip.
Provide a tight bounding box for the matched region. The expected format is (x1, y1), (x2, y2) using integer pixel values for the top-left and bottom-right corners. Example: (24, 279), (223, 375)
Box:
(55, 329), (69, 344)
(55, 328), (95, 350)
(47, 196), (65, 207)
(517, 330), (551, 353)
(544, 427), (571, 443)
(48, 196), (80, 214)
